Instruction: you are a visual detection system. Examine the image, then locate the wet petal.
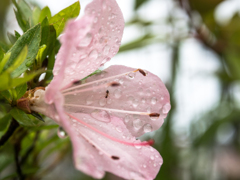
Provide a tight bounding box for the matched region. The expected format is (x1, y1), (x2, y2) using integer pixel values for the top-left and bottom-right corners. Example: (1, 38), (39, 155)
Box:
(63, 65), (170, 137)
(66, 112), (162, 180)
(51, 0), (124, 92)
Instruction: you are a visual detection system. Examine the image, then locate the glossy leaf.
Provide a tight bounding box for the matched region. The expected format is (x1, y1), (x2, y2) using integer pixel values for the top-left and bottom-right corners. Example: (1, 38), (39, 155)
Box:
(15, 83), (27, 100)
(4, 24), (41, 78)
(39, 6), (51, 23)
(10, 107), (41, 127)
(32, 6), (41, 25)
(49, 1), (80, 37)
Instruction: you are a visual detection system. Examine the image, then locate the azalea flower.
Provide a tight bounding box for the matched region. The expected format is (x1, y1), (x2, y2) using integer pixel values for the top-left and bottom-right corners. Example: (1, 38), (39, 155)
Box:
(26, 0), (171, 179)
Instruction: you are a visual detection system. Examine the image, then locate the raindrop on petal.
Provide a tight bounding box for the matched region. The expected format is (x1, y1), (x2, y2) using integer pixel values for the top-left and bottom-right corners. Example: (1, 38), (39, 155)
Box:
(58, 127), (68, 138)
(144, 124), (152, 133)
(114, 89), (122, 98)
(91, 110), (111, 122)
(151, 97), (157, 104)
(78, 33), (92, 47)
(133, 119), (142, 130)
(88, 50), (98, 61)
(162, 103), (171, 114)
(99, 98), (107, 106)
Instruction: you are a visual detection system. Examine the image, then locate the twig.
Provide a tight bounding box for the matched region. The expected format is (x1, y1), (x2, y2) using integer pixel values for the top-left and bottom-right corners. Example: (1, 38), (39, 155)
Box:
(14, 143), (25, 180)
(0, 118), (19, 147)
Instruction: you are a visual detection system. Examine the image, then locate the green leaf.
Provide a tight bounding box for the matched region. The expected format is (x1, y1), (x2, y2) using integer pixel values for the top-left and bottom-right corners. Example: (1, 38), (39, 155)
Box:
(15, 83), (27, 100)
(13, 7), (30, 32)
(7, 32), (17, 44)
(0, 52), (11, 73)
(6, 46), (27, 73)
(32, 6), (41, 25)
(36, 44), (46, 66)
(31, 112), (44, 122)
(12, 0), (34, 28)
(14, 31), (21, 40)
(0, 42), (9, 52)
(39, 6), (51, 23)
(0, 47), (4, 63)
(0, 90), (12, 103)
(0, 69), (43, 91)
(49, 1), (80, 37)
(4, 24), (41, 78)
(10, 108), (41, 127)
(0, 114), (11, 131)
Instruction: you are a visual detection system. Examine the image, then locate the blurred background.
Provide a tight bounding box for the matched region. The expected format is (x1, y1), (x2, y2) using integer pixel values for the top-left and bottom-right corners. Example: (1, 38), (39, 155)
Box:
(1, 0), (240, 179)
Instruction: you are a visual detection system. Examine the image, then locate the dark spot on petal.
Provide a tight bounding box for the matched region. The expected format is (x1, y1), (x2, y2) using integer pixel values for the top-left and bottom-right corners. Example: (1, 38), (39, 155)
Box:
(138, 69), (146, 76)
(73, 80), (81, 85)
(149, 113), (160, 117)
(110, 82), (120, 87)
(111, 156), (120, 160)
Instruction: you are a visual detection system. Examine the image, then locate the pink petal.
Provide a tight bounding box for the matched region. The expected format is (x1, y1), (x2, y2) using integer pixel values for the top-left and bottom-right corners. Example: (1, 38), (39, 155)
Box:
(64, 65), (170, 137)
(52, 0), (124, 90)
(64, 112), (162, 180)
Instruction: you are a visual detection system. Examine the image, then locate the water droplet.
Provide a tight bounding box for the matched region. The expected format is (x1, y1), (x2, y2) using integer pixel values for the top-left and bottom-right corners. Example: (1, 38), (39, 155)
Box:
(155, 155), (159, 158)
(151, 97), (157, 104)
(127, 72), (135, 79)
(116, 126), (122, 132)
(93, 17), (98, 23)
(133, 99), (139, 108)
(88, 50), (98, 61)
(141, 98), (146, 103)
(133, 119), (142, 130)
(91, 110), (111, 122)
(108, 6), (112, 11)
(114, 89), (122, 98)
(139, 81), (142, 85)
(143, 164), (147, 168)
(150, 155), (155, 160)
(124, 115), (130, 123)
(144, 124), (152, 133)
(103, 45), (110, 55)
(58, 127), (68, 138)
(78, 33), (92, 47)
(162, 103), (171, 114)
(86, 96), (93, 105)
(161, 96), (164, 100)
(153, 163), (157, 167)
(99, 98), (106, 106)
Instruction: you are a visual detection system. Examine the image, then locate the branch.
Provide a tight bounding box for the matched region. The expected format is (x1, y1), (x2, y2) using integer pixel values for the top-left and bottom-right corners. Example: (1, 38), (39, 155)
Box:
(0, 118), (19, 147)
(14, 143), (25, 180)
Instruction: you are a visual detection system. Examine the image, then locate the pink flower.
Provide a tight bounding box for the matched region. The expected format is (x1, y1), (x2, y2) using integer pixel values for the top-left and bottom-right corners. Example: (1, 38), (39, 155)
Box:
(30, 0), (171, 179)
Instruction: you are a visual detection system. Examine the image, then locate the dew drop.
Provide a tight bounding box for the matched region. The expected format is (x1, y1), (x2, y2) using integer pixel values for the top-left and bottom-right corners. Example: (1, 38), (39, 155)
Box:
(144, 124), (152, 133)
(114, 89), (122, 98)
(57, 127), (68, 139)
(124, 115), (130, 123)
(103, 45), (110, 55)
(86, 96), (93, 105)
(78, 33), (92, 47)
(99, 98), (106, 106)
(143, 164), (147, 168)
(116, 126), (122, 132)
(150, 155), (155, 160)
(127, 72), (135, 79)
(133, 119), (143, 130)
(91, 110), (111, 122)
(162, 103), (171, 114)
(151, 97), (157, 104)
(107, 98), (112, 104)
(141, 98), (146, 103)
(88, 50), (98, 61)
(133, 99), (139, 108)
(153, 163), (157, 167)
(93, 17), (98, 23)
